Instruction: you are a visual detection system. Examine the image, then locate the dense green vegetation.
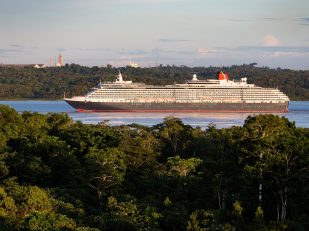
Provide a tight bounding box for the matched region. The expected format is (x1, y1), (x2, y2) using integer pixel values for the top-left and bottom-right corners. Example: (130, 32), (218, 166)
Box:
(0, 105), (308, 230)
(0, 64), (309, 100)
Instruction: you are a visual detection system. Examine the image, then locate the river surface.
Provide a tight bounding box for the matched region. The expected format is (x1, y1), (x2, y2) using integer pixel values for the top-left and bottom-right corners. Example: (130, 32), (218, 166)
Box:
(1, 100), (309, 129)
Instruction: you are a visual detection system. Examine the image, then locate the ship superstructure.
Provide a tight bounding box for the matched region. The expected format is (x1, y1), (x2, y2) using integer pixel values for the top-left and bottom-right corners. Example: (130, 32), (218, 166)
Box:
(64, 71), (289, 112)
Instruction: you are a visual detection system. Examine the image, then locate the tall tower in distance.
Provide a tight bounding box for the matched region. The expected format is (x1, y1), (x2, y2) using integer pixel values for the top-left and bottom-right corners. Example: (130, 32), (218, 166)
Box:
(56, 53), (63, 67)
(50, 56), (54, 67)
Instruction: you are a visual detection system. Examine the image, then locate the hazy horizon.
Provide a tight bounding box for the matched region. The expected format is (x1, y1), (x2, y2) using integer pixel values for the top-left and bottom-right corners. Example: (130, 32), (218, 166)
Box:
(1, 0), (308, 70)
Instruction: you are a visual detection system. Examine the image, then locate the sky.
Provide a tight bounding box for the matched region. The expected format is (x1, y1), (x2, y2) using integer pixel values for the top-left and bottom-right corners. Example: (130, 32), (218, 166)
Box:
(0, 0), (309, 69)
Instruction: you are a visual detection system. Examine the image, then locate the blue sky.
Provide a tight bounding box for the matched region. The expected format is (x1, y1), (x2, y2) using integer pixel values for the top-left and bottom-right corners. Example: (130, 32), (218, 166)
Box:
(0, 0), (308, 69)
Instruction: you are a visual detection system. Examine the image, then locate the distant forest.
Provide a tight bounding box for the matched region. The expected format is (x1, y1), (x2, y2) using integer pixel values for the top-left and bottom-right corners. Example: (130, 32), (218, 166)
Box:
(0, 64), (309, 100)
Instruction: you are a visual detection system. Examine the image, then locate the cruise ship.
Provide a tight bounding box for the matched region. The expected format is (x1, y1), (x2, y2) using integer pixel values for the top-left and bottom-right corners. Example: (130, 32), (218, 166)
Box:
(64, 71), (289, 112)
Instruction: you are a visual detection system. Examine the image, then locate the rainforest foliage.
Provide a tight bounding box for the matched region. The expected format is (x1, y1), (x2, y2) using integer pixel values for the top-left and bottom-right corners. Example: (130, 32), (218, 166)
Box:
(0, 64), (309, 100)
(0, 105), (308, 230)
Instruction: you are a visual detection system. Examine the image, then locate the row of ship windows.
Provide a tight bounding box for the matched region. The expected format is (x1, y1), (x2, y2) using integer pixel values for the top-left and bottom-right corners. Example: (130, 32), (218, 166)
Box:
(88, 96), (287, 100)
(92, 92), (286, 96)
(97, 92), (281, 95)
(99, 95), (284, 97)
(99, 87), (281, 91)
(94, 90), (282, 94)
(92, 93), (286, 97)
(102, 87), (280, 90)
(91, 93), (286, 98)
(94, 89), (285, 93)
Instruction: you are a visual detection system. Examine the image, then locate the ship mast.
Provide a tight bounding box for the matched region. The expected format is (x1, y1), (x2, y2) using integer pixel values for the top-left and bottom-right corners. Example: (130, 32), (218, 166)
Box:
(192, 74), (198, 81)
(113, 71), (132, 84)
(117, 70), (123, 82)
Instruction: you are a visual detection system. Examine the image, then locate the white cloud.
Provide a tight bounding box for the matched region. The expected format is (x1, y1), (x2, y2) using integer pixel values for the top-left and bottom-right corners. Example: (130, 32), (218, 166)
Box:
(196, 48), (216, 54)
(263, 35), (280, 47)
(270, 51), (309, 57)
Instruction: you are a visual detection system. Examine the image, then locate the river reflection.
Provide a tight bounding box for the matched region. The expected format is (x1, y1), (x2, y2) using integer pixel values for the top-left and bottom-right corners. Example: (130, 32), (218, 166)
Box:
(0, 100), (308, 129)
(71, 111), (288, 128)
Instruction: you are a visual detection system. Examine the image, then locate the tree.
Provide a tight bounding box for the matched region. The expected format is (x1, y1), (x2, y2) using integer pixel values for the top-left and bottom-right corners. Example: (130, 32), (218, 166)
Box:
(204, 125), (242, 211)
(241, 115), (309, 221)
(153, 117), (193, 159)
(23, 212), (76, 231)
(118, 125), (159, 167)
(186, 209), (235, 231)
(166, 156), (202, 177)
(105, 196), (161, 230)
(0, 187), (17, 217)
(85, 148), (126, 203)
(0, 105), (23, 139)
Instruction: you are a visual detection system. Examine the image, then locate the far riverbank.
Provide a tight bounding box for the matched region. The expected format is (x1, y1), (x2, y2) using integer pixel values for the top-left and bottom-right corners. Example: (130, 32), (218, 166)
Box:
(1, 100), (309, 128)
